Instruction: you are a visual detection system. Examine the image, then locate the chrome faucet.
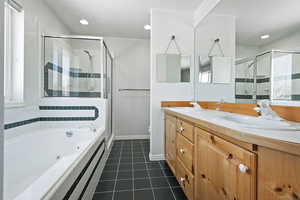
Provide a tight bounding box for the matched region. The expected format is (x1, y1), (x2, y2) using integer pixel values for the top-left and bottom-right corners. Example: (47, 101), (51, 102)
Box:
(254, 100), (282, 121)
(216, 99), (225, 111)
(190, 102), (203, 111)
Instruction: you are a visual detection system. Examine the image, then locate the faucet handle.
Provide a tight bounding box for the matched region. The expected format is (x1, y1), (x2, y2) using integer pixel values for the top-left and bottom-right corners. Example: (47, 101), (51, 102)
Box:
(254, 107), (261, 113)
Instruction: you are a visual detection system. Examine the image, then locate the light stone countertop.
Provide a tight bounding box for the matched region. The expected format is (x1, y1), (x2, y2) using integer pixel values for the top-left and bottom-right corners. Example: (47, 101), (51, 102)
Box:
(164, 107), (300, 145)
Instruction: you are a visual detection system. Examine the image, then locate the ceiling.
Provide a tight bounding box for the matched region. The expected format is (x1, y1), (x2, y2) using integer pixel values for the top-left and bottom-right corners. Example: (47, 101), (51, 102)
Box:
(44, 0), (203, 39)
(211, 0), (300, 47)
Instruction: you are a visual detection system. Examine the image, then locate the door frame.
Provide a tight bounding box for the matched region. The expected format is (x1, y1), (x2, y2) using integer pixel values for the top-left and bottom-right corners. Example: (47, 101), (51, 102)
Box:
(0, 0), (5, 199)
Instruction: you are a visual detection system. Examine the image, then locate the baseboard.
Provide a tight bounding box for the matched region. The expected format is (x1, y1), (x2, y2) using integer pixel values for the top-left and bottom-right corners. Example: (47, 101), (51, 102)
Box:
(149, 153), (165, 161)
(106, 133), (114, 150)
(114, 135), (150, 140)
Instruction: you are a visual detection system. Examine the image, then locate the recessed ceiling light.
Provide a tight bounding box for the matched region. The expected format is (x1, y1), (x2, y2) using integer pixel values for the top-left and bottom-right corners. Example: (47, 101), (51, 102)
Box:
(261, 34), (270, 39)
(80, 19), (89, 25)
(144, 24), (151, 30)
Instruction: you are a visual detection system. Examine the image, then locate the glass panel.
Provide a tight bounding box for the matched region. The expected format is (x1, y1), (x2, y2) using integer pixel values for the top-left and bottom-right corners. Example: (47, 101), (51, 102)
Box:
(272, 52), (300, 101)
(235, 58), (256, 104)
(43, 37), (101, 97)
(256, 53), (271, 101)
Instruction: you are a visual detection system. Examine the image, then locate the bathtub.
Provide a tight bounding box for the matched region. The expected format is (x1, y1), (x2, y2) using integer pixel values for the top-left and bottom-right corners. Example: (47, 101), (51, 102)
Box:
(4, 125), (107, 200)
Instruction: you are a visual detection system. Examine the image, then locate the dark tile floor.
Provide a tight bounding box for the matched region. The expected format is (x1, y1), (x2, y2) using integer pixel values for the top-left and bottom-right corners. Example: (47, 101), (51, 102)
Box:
(93, 139), (187, 200)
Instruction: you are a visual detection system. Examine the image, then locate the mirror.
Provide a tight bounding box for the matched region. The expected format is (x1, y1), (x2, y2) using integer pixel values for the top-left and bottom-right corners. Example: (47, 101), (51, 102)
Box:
(156, 54), (191, 83)
(199, 56), (233, 84)
(210, 0), (300, 104)
(195, 14), (234, 85)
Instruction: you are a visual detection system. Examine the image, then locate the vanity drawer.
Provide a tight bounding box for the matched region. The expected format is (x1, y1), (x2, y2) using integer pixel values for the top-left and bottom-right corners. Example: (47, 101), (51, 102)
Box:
(176, 158), (194, 200)
(177, 119), (194, 143)
(176, 133), (194, 173)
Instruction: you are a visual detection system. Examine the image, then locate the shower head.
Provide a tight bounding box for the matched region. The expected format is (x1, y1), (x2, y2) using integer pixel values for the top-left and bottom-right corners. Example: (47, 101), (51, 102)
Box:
(248, 61), (255, 69)
(83, 50), (92, 58)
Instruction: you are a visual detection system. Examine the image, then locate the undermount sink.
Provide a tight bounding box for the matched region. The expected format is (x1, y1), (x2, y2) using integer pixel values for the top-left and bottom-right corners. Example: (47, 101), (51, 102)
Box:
(222, 115), (300, 130)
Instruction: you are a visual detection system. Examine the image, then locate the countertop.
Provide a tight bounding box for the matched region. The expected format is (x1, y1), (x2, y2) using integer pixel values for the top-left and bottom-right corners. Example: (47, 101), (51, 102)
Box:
(164, 107), (300, 155)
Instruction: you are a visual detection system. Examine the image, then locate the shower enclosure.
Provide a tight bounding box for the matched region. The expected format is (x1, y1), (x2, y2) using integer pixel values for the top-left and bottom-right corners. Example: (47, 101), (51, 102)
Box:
(42, 35), (113, 136)
(235, 50), (300, 104)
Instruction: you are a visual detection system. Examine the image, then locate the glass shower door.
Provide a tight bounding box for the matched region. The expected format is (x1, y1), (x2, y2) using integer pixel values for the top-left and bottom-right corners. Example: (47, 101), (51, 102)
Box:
(103, 43), (113, 139)
(43, 36), (102, 97)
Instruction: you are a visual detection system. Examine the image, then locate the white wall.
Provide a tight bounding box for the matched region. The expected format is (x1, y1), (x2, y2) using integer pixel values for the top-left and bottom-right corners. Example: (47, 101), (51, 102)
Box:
(105, 37), (150, 139)
(0, 0), (5, 198)
(20, 0), (70, 106)
(194, 14), (236, 102)
(5, 0), (70, 124)
(150, 9), (194, 159)
(260, 30), (300, 52)
(236, 44), (259, 59)
(193, 0), (221, 28)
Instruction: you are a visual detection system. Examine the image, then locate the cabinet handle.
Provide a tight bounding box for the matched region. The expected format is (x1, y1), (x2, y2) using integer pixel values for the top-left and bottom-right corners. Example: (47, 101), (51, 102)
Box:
(239, 164), (249, 173)
(180, 148), (186, 153)
(180, 177), (185, 183)
(210, 135), (215, 143)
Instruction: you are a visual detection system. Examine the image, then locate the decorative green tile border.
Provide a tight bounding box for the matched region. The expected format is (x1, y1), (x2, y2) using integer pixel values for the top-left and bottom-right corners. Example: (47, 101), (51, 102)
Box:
(44, 62), (101, 98)
(4, 106), (99, 130)
(235, 78), (254, 83)
(4, 118), (40, 130)
(45, 62), (101, 78)
(235, 95), (270, 100)
(235, 95), (253, 99)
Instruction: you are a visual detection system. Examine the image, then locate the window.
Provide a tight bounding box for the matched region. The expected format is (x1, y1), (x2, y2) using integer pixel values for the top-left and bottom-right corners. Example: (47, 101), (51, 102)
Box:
(4, 0), (24, 105)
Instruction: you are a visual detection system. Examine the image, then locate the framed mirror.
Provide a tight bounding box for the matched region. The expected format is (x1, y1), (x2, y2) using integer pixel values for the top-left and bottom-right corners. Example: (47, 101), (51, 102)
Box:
(156, 54), (191, 83)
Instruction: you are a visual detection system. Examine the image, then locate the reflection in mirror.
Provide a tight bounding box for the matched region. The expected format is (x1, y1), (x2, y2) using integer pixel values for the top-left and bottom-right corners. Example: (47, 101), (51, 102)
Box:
(199, 56), (233, 84)
(211, 0), (300, 105)
(199, 56), (211, 83)
(156, 54), (191, 83)
(272, 51), (300, 101)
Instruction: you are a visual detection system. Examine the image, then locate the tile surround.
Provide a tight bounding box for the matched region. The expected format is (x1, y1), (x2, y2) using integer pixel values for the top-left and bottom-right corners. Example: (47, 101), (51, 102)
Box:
(4, 106), (99, 130)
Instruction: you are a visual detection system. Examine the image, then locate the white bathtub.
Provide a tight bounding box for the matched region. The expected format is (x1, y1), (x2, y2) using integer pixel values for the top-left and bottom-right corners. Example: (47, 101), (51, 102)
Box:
(4, 125), (106, 200)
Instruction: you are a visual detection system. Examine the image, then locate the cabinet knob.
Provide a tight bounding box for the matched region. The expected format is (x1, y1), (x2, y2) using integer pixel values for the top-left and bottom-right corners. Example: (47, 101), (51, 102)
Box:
(239, 164), (249, 173)
(180, 148), (186, 153)
(180, 127), (184, 132)
(180, 177), (185, 183)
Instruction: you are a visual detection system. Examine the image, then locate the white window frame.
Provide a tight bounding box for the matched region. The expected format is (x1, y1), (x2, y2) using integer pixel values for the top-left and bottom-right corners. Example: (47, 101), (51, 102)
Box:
(4, 0), (24, 107)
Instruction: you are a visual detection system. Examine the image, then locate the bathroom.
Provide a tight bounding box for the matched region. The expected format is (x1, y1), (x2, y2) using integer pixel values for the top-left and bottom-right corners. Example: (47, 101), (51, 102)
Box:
(0, 0), (300, 199)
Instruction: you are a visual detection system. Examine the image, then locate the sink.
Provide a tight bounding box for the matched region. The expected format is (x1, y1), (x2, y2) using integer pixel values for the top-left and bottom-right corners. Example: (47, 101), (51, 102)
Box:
(171, 107), (229, 118)
(221, 115), (300, 130)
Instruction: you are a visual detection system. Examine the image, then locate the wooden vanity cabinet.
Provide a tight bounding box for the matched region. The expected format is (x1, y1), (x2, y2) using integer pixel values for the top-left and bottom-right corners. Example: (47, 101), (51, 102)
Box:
(195, 128), (257, 200)
(165, 111), (300, 200)
(165, 114), (177, 173)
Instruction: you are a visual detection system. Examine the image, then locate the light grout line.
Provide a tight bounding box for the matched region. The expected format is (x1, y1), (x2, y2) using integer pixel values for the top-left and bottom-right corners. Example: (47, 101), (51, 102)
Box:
(111, 141), (123, 200)
(141, 140), (156, 200)
(131, 140), (135, 200)
(159, 161), (177, 200)
(94, 185), (181, 194)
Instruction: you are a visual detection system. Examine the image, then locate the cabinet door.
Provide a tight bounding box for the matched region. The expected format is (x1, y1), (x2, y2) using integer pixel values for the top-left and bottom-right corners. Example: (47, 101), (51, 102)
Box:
(176, 158), (194, 200)
(258, 147), (300, 200)
(165, 114), (177, 173)
(195, 128), (257, 200)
